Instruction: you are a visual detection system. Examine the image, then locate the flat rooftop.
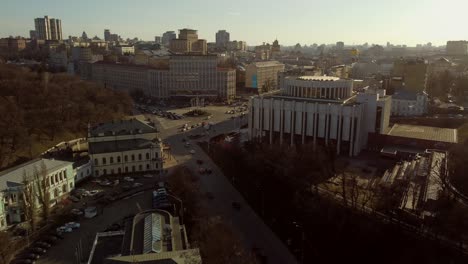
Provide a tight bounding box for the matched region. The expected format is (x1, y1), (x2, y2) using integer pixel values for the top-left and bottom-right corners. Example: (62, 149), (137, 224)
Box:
(297, 76), (340, 81)
(387, 124), (458, 143)
(90, 232), (125, 264)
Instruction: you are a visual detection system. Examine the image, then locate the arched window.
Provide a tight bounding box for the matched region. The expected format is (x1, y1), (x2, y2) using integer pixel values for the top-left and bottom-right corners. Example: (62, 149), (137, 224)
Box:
(146, 153), (150, 160)
(69, 182), (73, 190)
(124, 155), (128, 162)
(131, 155), (135, 161)
(94, 158), (98, 165)
(117, 156), (121, 163)
(103, 169), (107, 175)
(62, 184), (67, 193)
(102, 157), (107, 165)
(138, 154), (142, 160)
(110, 157), (114, 164)
(146, 164), (150, 170)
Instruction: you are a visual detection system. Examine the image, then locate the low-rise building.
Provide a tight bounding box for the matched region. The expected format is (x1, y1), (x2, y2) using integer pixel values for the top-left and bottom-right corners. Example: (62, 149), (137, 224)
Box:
(0, 37), (27, 52)
(446, 40), (468, 56)
(88, 119), (164, 177)
(87, 209), (201, 264)
(245, 61), (285, 92)
(391, 89), (428, 116)
(0, 158), (74, 225)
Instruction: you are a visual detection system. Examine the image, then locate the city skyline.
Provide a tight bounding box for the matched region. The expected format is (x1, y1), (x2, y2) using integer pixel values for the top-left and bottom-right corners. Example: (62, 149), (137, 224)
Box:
(1, 0), (468, 46)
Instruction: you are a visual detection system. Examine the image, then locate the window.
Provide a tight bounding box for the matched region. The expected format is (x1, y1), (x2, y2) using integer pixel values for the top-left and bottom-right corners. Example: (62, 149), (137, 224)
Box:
(118, 168), (122, 174)
(69, 182), (73, 190)
(155, 152), (158, 158)
(94, 158), (98, 165)
(117, 156), (121, 163)
(146, 164), (150, 170)
(110, 157), (114, 164)
(102, 157), (107, 165)
(124, 155), (128, 162)
(54, 174), (58, 183)
(131, 155), (135, 161)
(138, 154), (142, 161)
(146, 153), (150, 159)
(95, 170), (99, 176)
(62, 184), (67, 193)
(155, 163), (158, 169)
(139, 165), (142, 171)
(111, 169), (114, 174)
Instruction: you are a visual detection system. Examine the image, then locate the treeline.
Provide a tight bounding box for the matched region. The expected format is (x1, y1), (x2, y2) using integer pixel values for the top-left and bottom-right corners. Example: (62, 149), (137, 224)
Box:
(0, 64), (133, 169)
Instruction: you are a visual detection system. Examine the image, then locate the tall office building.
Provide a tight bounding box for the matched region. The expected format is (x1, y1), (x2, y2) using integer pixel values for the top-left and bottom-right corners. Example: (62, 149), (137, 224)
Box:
(216, 30), (230, 48)
(104, 29), (111, 41)
(154, 36), (162, 44)
(34, 16), (62, 40)
(162, 31), (176, 46)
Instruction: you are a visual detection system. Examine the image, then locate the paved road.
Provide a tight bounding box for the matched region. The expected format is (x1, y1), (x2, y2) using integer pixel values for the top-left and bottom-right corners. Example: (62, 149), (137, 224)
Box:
(160, 114), (298, 264)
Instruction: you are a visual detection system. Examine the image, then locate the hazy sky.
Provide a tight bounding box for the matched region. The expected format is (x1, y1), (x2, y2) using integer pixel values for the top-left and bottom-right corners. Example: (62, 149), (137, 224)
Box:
(1, 0), (467, 46)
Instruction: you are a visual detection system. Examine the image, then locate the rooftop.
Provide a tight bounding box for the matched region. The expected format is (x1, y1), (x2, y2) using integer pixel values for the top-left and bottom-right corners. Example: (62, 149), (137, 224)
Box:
(296, 76), (340, 81)
(387, 124), (458, 143)
(90, 119), (157, 137)
(88, 139), (160, 154)
(0, 158), (73, 190)
(250, 60), (284, 67)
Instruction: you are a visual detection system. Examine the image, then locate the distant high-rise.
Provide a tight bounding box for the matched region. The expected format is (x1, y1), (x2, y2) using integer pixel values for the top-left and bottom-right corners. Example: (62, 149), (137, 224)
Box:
(336, 41), (344, 50)
(34, 15), (62, 40)
(104, 29), (110, 42)
(29, 30), (37, 39)
(216, 30), (230, 48)
(154, 36), (162, 44)
(446, 40), (468, 56)
(178, 29), (198, 42)
(162, 31), (176, 46)
(82, 31), (88, 41)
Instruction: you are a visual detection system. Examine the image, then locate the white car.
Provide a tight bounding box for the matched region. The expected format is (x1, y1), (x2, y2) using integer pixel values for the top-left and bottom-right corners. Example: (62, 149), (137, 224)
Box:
(132, 182), (143, 188)
(124, 177), (134, 182)
(189, 149), (195, 154)
(57, 226), (72, 233)
(66, 222), (80, 229)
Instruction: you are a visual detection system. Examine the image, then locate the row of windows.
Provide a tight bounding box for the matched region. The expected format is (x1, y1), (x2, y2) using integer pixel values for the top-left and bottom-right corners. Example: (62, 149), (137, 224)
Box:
(94, 152), (158, 165)
(95, 163), (159, 176)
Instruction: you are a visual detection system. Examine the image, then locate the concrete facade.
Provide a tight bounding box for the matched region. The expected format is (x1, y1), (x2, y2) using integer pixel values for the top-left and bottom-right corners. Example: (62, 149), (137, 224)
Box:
(88, 119), (164, 177)
(245, 61), (285, 91)
(249, 76), (391, 156)
(34, 16), (62, 40)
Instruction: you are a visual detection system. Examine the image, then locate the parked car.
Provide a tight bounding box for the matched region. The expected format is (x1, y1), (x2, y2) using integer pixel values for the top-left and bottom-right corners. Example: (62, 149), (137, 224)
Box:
(124, 177), (134, 182)
(143, 174), (153, 178)
(34, 242), (51, 249)
(56, 226), (72, 233)
(15, 253), (39, 260)
(29, 248), (46, 255)
(132, 182), (143, 188)
(231, 202), (241, 210)
(66, 222), (80, 229)
(88, 190), (101, 196)
(71, 208), (83, 216)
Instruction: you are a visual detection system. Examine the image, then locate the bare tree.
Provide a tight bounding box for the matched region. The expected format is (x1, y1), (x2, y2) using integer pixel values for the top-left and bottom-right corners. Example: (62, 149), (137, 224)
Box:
(21, 170), (37, 232)
(34, 161), (51, 221)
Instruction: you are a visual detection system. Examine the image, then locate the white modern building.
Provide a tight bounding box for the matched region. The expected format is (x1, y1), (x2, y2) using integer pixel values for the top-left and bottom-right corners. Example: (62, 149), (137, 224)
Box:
(391, 89), (428, 116)
(249, 76), (391, 156)
(88, 119), (163, 177)
(0, 158), (75, 226)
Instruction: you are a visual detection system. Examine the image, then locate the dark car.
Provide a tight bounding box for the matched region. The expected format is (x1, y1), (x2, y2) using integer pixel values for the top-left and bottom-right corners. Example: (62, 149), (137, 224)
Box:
(231, 202), (241, 210)
(29, 247), (46, 255)
(35, 241), (51, 249)
(11, 259), (36, 264)
(15, 253), (39, 260)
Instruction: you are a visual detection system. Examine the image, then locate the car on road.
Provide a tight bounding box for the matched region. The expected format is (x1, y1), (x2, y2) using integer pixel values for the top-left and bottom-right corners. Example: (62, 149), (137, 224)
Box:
(34, 242), (51, 249)
(231, 202), (241, 210)
(124, 177), (134, 182)
(15, 253), (39, 260)
(132, 182), (143, 188)
(189, 149), (196, 154)
(66, 222), (80, 229)
(71, 208), (83, 216)
(56, 226), (72, 233)
(11, 259), (36, 264)
(88, 190), (101, 196)
(29, 248), (46, 255)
